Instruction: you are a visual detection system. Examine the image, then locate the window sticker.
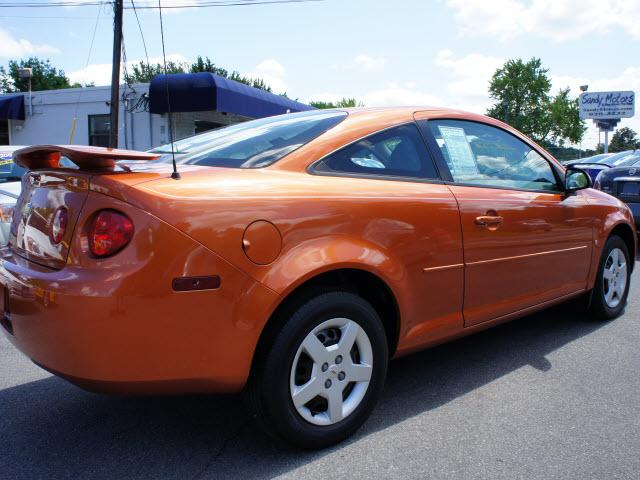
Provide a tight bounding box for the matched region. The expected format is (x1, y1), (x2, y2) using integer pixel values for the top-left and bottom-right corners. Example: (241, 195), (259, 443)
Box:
(350, 157), (386, 169)
(438, 126), (479, 177)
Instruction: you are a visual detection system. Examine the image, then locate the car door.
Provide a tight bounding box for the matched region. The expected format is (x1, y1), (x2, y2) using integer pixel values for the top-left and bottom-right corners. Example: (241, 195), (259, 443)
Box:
(418, 117), (594, 326)
(311, 122), (465, 349)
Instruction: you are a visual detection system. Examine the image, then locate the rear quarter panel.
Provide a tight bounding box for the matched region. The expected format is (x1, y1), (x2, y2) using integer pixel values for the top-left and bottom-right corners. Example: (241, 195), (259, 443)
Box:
(2, 190), (280, 392)
(125, 170), (465, 356)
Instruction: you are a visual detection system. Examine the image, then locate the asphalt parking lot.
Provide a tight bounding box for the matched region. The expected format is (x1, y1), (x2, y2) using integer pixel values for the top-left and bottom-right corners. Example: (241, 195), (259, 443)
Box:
(0, 261), (638, 480)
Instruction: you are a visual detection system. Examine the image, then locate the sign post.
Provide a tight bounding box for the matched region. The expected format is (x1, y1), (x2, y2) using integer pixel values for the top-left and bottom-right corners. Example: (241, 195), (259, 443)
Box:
(579, 91), (635, 153)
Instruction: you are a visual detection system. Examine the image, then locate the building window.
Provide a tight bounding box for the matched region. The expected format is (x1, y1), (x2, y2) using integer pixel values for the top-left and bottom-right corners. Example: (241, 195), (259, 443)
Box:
(88, 114), (111, 147)
(0, 120), (9, 145)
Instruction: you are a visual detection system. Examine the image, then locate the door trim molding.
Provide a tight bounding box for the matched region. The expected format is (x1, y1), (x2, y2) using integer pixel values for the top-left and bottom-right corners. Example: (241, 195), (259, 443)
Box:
(422, 263), (464, 273)
(466, 245), (589, 267)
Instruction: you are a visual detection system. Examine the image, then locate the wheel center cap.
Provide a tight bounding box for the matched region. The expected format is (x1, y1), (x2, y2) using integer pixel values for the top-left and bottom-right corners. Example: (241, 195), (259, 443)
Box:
(329, 366), (338, 377)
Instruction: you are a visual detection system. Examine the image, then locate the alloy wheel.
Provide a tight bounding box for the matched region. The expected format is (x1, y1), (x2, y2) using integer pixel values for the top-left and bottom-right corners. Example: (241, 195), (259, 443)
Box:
(602, 247), (627, 309)
(289, 317), (373, 426)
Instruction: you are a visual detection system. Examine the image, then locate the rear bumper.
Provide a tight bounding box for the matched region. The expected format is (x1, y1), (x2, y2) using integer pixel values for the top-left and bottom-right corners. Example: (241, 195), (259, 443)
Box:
(0, 193), (280, 395)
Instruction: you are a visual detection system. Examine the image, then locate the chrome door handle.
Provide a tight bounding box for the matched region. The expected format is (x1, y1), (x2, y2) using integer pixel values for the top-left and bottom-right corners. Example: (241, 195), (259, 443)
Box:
(475, 215), (504, 230)
(475, 215), (504, 226)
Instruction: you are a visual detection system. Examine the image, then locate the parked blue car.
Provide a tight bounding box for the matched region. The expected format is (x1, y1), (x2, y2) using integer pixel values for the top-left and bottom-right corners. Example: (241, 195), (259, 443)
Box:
(0, 146), (27, 183)
(594, 157), (640, 232)
(569, 150), (640, 182)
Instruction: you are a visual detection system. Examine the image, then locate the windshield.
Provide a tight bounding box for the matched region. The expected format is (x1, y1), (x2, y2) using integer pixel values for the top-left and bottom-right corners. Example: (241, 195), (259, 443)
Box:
(151, 110), (347, 169)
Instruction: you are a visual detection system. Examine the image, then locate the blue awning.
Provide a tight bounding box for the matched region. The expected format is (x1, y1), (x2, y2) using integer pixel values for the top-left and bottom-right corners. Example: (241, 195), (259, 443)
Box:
(149, 72), (314, 118)
(0, 94), (25, 120)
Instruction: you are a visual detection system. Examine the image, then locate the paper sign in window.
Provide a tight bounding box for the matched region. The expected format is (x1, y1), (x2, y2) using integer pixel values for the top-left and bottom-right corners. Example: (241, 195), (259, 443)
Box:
(438, 126), (479, 177)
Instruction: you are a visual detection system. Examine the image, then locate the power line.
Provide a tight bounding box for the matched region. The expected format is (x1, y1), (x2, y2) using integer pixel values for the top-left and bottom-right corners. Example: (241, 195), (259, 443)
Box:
(69, 2), (103, 143)
(0, 14), (108, 19)
(130, 0), (150, 70)
(0, 0), (323, 8)
(0, 1), (111, 7)
(127, 0), (324, 8)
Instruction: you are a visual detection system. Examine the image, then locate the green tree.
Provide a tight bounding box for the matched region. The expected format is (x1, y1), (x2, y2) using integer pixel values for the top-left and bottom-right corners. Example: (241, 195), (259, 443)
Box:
(0, 70), (11, 92)
(310, 97), (363, 109)
(609, 127), (640, 152)
(0, 57), (80, 93)
(125, 56), (273, 93)
(125, 60), (188, 84)
(189, 55), (228, 77)
(487, 58), (585, 145)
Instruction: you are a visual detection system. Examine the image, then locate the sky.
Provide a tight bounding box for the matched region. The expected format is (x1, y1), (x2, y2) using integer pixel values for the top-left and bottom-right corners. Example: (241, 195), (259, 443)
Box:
(0, 0), (639, 149)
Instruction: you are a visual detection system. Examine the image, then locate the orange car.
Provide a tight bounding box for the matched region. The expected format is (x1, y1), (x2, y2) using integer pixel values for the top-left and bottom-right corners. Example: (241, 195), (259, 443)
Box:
(1, 108), (636, 448)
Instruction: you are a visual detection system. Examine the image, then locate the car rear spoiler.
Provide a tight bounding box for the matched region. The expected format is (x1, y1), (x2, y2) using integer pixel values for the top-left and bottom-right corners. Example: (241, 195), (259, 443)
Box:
(12, 145), (160, 170)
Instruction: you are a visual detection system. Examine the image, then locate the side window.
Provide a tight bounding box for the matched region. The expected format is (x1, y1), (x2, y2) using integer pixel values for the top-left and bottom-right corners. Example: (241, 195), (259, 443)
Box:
(314, 124), (439, 180)
(427, 120), (560, 192)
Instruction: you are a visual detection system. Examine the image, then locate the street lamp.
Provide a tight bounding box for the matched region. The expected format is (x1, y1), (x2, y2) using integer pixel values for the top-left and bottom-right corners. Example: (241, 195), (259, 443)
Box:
(17, 68), (33, 116)
(578, 85), (588, 157)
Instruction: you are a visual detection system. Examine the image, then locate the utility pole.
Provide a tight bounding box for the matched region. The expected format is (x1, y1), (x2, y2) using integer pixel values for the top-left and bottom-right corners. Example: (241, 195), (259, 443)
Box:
(109, 0), (124, 148)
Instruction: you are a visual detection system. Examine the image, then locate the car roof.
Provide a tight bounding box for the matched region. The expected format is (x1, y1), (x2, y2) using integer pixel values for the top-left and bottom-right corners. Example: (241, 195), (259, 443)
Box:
(598, 150), (638, 163)
(271, 107), (560, 172)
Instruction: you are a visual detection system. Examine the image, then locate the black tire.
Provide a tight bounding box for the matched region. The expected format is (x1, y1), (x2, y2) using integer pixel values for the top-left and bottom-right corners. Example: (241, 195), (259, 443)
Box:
(588, 235), (631, 320)
(244, 291), (388, 449)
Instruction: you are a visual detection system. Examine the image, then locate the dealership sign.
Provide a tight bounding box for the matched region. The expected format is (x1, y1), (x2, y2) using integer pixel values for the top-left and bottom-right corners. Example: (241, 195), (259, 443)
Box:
(579, 91), (635, 119)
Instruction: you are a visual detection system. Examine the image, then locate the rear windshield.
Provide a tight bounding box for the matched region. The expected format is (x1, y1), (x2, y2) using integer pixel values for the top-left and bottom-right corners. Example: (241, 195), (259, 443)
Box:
(150, 110), (347, 168)
(611, 152), (640, 167)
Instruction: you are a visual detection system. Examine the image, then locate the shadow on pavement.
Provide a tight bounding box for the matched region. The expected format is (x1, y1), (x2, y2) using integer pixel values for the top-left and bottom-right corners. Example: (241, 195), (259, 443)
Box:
(0, 308), (608, 479)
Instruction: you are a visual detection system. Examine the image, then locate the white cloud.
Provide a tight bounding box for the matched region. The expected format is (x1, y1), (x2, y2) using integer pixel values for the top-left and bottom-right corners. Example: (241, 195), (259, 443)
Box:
(354, 54), (386, 71)
(157, 0), (199, 6)
(68, 56), (289, 95)
(435, 49), (503, 100)
(330, 54), (387, 72)
(445, 0), (640, 41)
(308, 87), (444, 108)
(155, 1), (200, 14)
(67, 54), (190, 86)
(361, 88), (443, 107)
(0, 27), (59, 58)
(309, 50), (503, 112)
(243, 59), (287, 94)
(553, 68), (640, 96)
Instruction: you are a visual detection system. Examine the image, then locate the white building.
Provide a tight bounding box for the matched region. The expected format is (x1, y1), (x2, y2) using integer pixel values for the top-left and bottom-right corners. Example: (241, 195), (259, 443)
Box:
(0, 73), (313, 150)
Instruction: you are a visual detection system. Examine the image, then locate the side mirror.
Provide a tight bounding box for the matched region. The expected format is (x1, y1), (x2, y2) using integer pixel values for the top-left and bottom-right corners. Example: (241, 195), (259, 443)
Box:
(565, 167), (592, 192)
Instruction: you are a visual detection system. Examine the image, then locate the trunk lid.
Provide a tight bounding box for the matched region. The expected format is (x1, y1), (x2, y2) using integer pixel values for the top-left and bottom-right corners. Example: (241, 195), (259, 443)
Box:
(9, 145), (160, 269)
(11, 171), (90, 269)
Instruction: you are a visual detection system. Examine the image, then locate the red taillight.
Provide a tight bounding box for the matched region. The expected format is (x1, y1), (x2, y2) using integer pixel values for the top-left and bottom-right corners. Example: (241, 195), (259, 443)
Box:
(89, 209), (134, 257)
(50, 207), (68, 244)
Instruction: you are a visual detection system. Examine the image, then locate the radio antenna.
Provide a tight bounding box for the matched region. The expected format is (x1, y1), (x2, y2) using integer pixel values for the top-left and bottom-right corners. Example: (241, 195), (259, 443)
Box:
(158, 0), (180, 180)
